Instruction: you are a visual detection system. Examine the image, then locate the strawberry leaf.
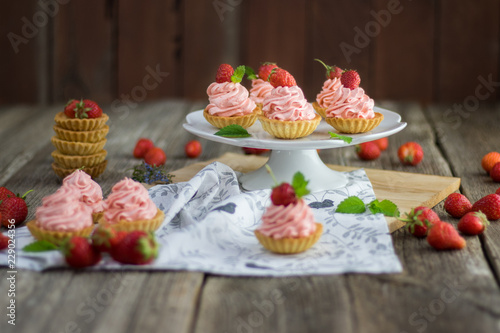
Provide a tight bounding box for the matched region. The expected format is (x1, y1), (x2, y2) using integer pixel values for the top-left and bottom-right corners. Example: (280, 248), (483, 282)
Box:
(214, 124), (251, 138)
(245, 66), (258, 80)
(368, 199), (400, 217)
(291, 172), (310, 198)
(329, 132), (353, 144)
(336, 196), (366, 214)
(23, 240), (59, 252)
(231, 65), (246, 83)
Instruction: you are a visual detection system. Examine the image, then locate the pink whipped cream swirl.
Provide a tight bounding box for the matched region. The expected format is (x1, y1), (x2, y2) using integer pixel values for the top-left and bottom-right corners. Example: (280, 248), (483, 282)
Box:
(36, 186), (93, 231)
(262, 86), (316, 121)
(103, 178), (157, 224)
(316, 78), (342, 108)
(257, 199), (316, 239)
(249, 79), (273, 105)
(325, 86), (375, 119)
(63, 170), (104, 214)
(206, 82), (256, 117)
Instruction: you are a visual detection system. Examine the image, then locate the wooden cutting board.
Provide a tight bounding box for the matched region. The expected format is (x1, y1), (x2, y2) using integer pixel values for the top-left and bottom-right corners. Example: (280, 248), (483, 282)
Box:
(171, 152), (460, 233)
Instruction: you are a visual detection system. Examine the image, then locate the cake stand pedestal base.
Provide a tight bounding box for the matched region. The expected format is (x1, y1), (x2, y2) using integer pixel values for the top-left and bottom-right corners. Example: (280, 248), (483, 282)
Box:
(239, 149), (348, 192)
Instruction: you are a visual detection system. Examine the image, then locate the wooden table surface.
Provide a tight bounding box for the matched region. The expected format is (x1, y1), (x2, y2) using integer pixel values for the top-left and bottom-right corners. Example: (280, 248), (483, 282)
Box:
(1, 100), (500, 333)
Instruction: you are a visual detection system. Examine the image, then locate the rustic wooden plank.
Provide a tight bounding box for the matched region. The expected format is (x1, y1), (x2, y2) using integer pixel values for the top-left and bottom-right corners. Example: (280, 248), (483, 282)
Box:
(308, 0), (372, 102)
(372, 0), (434, 104)
(437, 0), (500, 102)
(117, 0), (181, 100)
(52, 0), (114, 103)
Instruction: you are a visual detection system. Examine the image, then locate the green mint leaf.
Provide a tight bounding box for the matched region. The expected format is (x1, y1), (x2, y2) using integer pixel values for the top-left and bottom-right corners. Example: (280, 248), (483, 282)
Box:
(214, 124), (251, 138)
(368, 199), (400, 217)
(245, 66), (258, 80)
(23, 240), (59, 252)
(329, 132), (353, 144)
(336, 196), (366, 214)
(231, 65), (246, 83)
(291, 172), (310, 198)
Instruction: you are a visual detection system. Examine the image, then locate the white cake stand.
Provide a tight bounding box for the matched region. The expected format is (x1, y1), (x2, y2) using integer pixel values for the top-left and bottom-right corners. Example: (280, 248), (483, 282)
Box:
(183, 107), (407, 192)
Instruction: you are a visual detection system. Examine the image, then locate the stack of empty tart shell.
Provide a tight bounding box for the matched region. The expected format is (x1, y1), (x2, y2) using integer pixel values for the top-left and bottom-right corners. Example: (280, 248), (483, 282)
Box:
(51, 103), (109, 179)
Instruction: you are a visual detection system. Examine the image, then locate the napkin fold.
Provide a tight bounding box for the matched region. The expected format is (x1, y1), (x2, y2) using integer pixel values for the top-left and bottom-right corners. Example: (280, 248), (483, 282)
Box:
(2, 162), (402, 275)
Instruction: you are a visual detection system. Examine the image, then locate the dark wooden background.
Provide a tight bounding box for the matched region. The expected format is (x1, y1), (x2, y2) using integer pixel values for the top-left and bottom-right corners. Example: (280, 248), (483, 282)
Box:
(1, 0), (499, 106)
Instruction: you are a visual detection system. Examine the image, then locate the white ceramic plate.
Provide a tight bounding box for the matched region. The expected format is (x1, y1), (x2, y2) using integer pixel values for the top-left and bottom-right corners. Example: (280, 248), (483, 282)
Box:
(183, 106), (406, 150)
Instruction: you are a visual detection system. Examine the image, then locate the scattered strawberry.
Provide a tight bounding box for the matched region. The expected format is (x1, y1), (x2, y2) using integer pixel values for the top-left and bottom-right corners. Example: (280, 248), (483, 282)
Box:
(133, 138), (155, 159)
(398, 142), (424, 166)
(216, 64), (234, 83)
(144, 147), (166, 166)
(110, 230), (159, 265)
(444, 193), (472, 218)
(490, 162), (500, 182)
(427, 221), (466, 250)
(91, 225), (127, 253)
(0, 233), (9, 250)
(496, 187), (500, 195)
(314, 59), (343, 79)
(64, 99), (79, 118)
(268, 68), (297, 88)
(399, 206), (440, 237)
(0, 190), (32, 227)
(61, 236), (102, 268)
(471, 193), (500, 220)
(271, 183), (297, 206)
(258, 63), (278, 81)
(481, 152), (500, 173)
(340, 70), (361, 89)
(185, 140), (202, 158)
(372, 137), (388, 151)
(457, 211), (489, 235)
(0, 187), (15, 202)
(242, 147), (270, 155)
(356, 142), (381, 161)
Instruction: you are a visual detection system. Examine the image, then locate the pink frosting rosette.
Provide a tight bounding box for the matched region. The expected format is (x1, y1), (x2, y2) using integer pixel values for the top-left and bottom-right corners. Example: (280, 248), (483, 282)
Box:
(262, 86), (316, 121)
(325, 86), (375, 119)
(103, 178), (157, 224)
(316, 78), (342, 109)
(249, 79), (273, 105)
(257, 199), (317, 239)
(206, 82), (256, 117)
(62, 170), (104, 214)
(36, 186), (93, 231)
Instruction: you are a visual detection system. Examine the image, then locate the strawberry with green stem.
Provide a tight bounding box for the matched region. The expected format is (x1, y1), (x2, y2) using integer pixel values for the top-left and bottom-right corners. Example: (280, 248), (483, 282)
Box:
(314, 59), (343, 79)
(268, 68), (297, 88)
(0, 189), (33, 227)
(110, 230), (159, 265)
(399, 206), (440, 237)
(458, 211), (489, 235)
(266, 165), (309, 206)
(216, 64), (247, 83)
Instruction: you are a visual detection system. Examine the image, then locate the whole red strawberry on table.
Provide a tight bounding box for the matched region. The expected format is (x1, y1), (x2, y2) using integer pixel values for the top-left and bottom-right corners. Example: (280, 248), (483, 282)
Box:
(0, 188), (32, 228)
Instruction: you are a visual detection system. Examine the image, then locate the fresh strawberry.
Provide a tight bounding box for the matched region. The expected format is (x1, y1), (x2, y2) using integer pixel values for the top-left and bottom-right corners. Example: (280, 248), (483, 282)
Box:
(242, 147), (270, 155)
(398, 142), (424, 166)
(0, 233), (9, 250)
(64, 99), (79, 118)
(61, 236), (102, 268)
(399, 206), (440, 237)
(471, 194), (500, 220)
(271, 183), (297, 206)
(91, 225), (127, 253)
(0, 187), (15, 202)
(314, 59), (343, 79)
(427, 221), (466, 250)
(444, 193), (472, 218)
(144, 147), (166, 166)
(258, 63), (278, 81)
(185, 140), (202, 158)
(372, 137), (388, 151)
(110, 230), (159, 265)
(268, 68), (297, 88)
(340, 70), (361, 89)
(0, 190), (32, 227)
(481, 152), (500, 173)
(133, 138), (155, 159)
(356, 142), (381, 161)
(216, 64), (234, 83)
(490, 162), (500, 182)
(78, 99), (102, 119)
(458, 211), (489, 235)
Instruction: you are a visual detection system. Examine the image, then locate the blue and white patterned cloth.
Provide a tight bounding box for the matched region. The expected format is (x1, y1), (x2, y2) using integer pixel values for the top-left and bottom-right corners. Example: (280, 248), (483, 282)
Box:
(3, 162), (402, 275)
